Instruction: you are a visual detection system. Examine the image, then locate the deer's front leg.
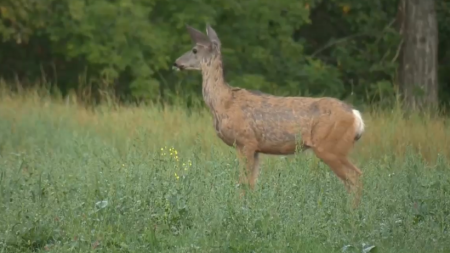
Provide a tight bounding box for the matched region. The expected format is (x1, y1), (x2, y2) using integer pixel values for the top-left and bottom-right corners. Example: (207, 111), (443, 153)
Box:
(249, 152), (260, 189)
(236, 146), (257, 189)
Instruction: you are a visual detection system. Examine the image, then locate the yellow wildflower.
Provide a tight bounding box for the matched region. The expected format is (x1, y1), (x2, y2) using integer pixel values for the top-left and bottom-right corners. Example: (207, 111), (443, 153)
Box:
(342, 4), (350, 14)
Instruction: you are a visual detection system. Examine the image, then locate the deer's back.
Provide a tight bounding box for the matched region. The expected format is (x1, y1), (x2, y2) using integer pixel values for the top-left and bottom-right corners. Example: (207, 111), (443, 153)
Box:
(217, 88), (355, 153)
(231, 88), (353, 126)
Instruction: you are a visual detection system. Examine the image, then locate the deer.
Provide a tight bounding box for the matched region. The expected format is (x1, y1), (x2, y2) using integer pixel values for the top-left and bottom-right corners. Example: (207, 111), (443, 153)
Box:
(172, 24), (366, 207)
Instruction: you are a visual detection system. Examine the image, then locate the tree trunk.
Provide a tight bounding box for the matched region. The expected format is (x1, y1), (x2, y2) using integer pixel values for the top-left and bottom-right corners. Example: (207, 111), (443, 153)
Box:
(397, 0), (439, 111)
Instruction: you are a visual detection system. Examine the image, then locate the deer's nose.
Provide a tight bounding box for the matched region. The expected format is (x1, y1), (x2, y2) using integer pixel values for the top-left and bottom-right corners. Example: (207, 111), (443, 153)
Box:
(172, 62), (184, 70)
(172, 62), (183, 71)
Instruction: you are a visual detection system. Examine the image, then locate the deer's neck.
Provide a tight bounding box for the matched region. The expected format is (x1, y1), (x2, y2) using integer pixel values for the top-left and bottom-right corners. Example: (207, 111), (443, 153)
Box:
(200, 54), (231, 112)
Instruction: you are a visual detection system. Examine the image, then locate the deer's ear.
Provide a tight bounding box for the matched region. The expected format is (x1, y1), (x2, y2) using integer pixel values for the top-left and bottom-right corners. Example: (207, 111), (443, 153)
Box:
(206, 24), (221, 46)
(186, 25), (211, 46)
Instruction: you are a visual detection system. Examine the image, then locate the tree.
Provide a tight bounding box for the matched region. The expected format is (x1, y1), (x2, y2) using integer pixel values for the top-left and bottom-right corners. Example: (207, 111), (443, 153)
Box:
(397, 0), (439, 111)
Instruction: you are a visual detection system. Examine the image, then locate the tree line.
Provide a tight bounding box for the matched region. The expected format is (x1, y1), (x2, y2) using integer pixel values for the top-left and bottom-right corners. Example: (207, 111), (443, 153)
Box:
(0, 0), (447, 111)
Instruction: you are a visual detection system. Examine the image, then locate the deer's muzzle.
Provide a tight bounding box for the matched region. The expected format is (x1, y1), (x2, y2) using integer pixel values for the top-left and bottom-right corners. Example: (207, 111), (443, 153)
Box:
(172, 62), (184, 71)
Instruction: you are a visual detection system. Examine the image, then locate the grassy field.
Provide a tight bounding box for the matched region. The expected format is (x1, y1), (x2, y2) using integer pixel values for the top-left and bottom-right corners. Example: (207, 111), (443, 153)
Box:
(0, 90), (449, 253)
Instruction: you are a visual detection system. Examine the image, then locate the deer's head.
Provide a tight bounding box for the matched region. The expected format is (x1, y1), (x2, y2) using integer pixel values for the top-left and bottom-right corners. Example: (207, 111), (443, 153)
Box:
(173, 24), (221, 71)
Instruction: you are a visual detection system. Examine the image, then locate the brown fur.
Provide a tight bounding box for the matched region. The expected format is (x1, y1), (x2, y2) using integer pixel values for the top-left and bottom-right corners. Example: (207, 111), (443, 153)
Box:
(173, 25), (365, 207)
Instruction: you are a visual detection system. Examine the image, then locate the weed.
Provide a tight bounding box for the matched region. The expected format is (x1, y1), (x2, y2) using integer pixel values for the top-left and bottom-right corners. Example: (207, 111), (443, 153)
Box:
(0, 91), (449, 252)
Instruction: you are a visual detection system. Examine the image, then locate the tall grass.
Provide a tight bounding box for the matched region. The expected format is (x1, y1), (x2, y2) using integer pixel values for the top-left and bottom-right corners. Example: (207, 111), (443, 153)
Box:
(0, 85), (449, 252)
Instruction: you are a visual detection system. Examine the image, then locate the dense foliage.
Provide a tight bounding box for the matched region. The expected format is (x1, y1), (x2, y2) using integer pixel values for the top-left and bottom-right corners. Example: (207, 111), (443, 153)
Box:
(0, 0), (448, 107)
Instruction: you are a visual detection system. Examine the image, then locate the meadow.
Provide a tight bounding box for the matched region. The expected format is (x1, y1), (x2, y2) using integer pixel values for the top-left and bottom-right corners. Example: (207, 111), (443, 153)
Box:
(0, 87), (449, 253)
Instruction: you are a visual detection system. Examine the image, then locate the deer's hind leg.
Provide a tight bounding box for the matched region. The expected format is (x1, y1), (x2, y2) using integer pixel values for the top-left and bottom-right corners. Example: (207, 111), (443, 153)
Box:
(340, 157), (363, 206)
(311, 120), (363, 207)
(312, 150), (355, 189)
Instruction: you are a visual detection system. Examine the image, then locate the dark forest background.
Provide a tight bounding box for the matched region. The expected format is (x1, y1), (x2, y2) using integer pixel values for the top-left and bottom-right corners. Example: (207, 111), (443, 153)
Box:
(0, 0), (447, 111)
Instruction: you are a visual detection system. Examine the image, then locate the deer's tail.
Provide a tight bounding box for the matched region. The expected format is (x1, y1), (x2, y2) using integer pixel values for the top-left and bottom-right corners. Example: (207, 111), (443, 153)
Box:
(352, 109), (365, 141)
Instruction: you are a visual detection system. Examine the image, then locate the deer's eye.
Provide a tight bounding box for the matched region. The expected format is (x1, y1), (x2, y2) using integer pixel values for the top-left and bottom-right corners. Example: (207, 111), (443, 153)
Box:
(192, 48), (197, 54)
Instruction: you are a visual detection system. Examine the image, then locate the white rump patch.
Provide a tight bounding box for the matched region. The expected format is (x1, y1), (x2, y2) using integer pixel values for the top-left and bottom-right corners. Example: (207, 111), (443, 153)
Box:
(352, 109), (365, 138)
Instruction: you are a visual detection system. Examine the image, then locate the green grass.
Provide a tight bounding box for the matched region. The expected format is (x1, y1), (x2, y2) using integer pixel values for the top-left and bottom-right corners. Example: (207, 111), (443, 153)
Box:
(0, 92), (449, 253)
